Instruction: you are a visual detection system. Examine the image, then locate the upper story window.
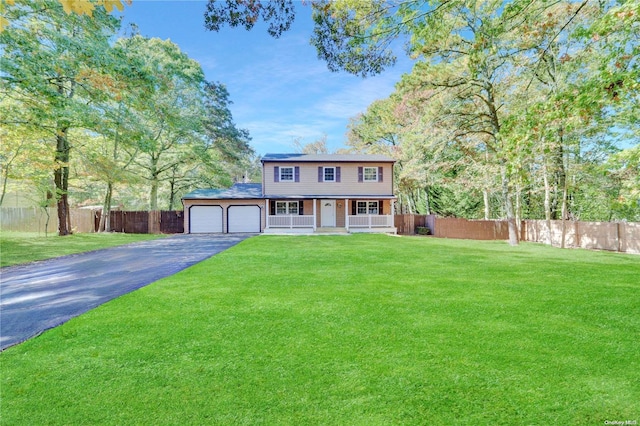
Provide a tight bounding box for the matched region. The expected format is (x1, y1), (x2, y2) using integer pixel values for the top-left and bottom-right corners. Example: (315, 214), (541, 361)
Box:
(274, 166), (299, 182)
(280, 167), (294, 181)
(324, 167), (335, 182)
(364, 167), (378, 182)
(358, 166), (383, 183)
(318, 166), (341, 182)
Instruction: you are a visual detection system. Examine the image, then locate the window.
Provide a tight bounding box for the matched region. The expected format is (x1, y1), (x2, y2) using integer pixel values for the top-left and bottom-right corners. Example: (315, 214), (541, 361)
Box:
(276, 201), (298, 215)
(280, 167), (294, 182)
(363, 167), (378, 182)
(324, 167), (335, 182)
(356, 201), (378, 215)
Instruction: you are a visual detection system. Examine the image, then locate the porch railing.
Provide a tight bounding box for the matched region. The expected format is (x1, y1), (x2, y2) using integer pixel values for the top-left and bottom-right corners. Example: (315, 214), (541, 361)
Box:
(267, 214), (315, 228)
(348, 214), (394, 228)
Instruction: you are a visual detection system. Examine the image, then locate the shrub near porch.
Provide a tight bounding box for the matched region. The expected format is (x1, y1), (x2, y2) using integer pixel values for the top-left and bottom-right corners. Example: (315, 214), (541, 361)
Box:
(1, 235), (638, 424)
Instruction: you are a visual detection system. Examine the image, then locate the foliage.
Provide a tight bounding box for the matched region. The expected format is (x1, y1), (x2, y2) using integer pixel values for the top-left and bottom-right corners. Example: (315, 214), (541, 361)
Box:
(2, 235), (639, 423)
(203, 0), (639, 229)
(1, 0), (123, 235)
(0, 0), (130, 32)
(2, 3), (255, 221)
(204, 0), (296, 38)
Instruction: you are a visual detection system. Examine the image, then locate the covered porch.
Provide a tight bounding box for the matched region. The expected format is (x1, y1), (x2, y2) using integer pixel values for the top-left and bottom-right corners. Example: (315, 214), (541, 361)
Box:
(263, 197), (396, 234)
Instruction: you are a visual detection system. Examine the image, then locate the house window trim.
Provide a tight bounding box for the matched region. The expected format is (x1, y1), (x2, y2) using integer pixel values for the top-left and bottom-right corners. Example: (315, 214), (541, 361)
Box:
(323, 166), (335, 182)
(279, 166), (294, 182)
(275, 201), (299, 215)
(356, 200), (379, 215)
(363, 167), (378, 182)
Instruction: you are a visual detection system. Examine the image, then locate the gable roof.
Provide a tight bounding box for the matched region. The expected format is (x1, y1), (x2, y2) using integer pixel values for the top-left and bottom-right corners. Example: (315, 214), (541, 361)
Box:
(182, 183), (262, 200)
(261, 153), (395, 163)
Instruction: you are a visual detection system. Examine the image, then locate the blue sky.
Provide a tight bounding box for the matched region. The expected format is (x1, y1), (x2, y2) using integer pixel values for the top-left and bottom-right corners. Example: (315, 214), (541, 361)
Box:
(117, 1), (413, 155)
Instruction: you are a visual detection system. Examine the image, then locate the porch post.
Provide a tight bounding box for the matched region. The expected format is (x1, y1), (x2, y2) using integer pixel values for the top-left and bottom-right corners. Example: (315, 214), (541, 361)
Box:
(345, 198), (349, 231)
(265, 198), (269, 229)
(313, 198), (317, 231)
(390, 199), (395, 227)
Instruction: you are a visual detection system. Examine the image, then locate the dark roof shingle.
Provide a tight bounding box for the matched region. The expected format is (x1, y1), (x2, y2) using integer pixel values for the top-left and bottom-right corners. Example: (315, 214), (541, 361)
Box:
(182, 183), (262, 200)
(261, 153), (395, 163)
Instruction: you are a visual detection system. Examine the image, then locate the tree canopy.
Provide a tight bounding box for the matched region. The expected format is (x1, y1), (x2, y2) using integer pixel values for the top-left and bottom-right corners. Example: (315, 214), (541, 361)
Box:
(204, 0), (639, 243)
(1, 0), (255, 235)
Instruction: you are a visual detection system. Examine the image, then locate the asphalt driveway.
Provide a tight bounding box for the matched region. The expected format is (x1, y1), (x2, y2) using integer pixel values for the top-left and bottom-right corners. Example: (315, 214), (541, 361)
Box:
(0, 234), (255, 351)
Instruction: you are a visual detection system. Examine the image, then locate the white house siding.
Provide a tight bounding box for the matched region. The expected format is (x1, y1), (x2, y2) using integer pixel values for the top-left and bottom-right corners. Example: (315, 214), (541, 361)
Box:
(183, 199), (265, 233)
(263, 162), (394, 197)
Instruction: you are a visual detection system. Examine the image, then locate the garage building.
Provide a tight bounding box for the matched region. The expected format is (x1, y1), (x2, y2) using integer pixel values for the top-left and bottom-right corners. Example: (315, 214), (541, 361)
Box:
(182, 183), (264, 234)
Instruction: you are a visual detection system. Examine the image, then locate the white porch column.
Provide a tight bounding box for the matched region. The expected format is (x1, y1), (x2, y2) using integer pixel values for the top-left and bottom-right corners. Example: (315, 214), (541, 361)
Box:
(265, 199), (269, 229)
(345, 198), (349, 231)
(313, 198), (317, 231)
(391, 199), (395, 226)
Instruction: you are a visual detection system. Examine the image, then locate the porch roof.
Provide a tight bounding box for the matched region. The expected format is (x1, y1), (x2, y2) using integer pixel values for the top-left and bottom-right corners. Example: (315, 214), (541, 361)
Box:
(264, 194), (396, 199)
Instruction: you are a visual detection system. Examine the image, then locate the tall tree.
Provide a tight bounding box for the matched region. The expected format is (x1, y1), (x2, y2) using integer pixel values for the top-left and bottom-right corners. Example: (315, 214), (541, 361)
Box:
(1, 0), (121, 235)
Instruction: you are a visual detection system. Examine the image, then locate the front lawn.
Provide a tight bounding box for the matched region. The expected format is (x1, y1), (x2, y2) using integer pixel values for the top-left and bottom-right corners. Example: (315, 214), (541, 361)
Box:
(1, 235), (638, 424)
(0, 232), (166, 267)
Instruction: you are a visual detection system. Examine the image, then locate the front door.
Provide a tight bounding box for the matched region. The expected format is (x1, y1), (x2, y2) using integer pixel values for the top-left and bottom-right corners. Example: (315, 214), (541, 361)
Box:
(321, 200), (336, 227)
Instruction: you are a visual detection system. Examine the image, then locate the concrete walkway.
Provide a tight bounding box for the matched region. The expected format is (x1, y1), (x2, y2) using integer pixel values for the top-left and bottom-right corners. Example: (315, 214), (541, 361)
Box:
(0, 234), (254, 351)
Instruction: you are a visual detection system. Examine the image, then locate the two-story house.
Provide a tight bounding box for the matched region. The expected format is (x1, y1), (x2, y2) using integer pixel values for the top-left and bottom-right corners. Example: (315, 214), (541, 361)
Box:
(182, 153), (397, 234)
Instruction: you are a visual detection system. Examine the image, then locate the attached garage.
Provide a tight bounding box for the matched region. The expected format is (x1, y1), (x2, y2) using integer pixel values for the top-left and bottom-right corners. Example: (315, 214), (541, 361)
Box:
(189, 205), (223, 233)
(228, 205), (261, 233)
(182, 183), (264, 234)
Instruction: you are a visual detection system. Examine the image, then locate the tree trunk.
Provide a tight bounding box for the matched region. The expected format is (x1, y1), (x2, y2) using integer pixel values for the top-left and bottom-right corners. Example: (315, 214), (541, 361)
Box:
(560, 174), (569, 249)
(515, 183), (522, 237)
(149, 156), (159, 211)
(99, 181), (113, 232)
(424, 186), (431, 215)
(483, 189), (490, 220)
(500, 164), (518, 246)
(543, 160), (553, 245)
(168, 178), (176, 211)
(55, 127), (71, 236)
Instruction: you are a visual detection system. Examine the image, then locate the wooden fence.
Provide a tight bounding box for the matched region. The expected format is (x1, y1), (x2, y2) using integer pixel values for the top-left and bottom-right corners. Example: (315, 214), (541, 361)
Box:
(93, 210), (184, 234)
(1, 208), (183, 234)
(523, 220), (639, 254)
(0, 207), (95, 234)
(394, 214), (639, 254)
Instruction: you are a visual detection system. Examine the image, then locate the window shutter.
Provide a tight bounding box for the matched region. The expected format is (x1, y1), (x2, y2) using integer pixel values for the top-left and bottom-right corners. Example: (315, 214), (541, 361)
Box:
(336, 167), (341, 182)
(270, 201), (275, 215)
(318, 166), (323, 182)
(351, 200), (356, 215)
(378, 167), (383, 182)
(358, 167), (363, 183)
(274, 166), (279, 182)
(295, 166), (300, 182)
(379, 200), (384, 215)
(299, 200), (304, 215)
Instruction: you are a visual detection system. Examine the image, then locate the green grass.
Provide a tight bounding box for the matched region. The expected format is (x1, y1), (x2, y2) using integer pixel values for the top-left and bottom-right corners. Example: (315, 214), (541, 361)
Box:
(1, 235), (638, 424)
(0, 232), (167, 267)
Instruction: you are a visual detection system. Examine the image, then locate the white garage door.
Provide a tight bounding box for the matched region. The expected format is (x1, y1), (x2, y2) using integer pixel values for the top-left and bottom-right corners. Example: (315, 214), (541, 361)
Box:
(228, 205), (261, 233)
(190, 206), (223, 233)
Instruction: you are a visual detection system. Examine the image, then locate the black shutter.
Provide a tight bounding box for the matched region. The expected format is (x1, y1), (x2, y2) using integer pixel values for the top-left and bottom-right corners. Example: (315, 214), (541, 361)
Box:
(358, 167), (363, 183)
(274, 166), (279, 182)
(336, 167), (341, 182)
(351, 200), (357, 215)
(270, 201), (275, 215)
(295, 166), (300, 182)
(378, 167), (383, 182)
(299, 200), (304, 215)
(379, 200), (384, 215)
(318, 167), (323, 182)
